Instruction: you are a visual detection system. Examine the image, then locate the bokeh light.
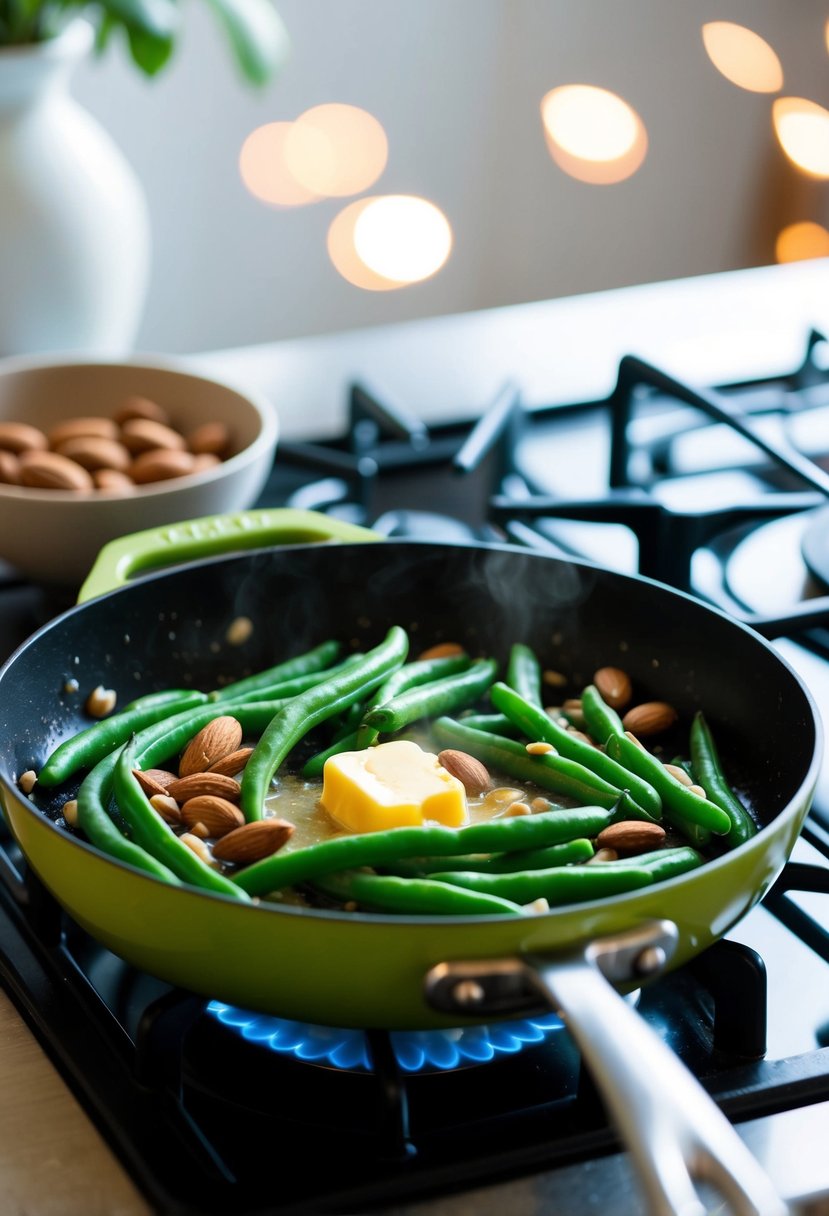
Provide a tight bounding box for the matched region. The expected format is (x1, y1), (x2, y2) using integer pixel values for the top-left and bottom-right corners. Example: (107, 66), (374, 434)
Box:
(701, 22), (783, 93)
(284, 104), (388, 197)
(776, 221), (829, 263)
(327, 196), (452, 291)
(540, 85), (648, 184)
(772, 98), (829, 179)
(239, 122), (322, 208)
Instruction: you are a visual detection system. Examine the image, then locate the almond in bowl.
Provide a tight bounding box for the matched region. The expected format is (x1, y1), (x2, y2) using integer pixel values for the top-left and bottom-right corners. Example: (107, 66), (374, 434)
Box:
(0, 357), (278, 584)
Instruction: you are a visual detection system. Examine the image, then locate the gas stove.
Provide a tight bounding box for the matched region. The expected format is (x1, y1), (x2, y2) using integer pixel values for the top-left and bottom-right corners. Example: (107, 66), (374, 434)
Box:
(2, 264), (829, 1214)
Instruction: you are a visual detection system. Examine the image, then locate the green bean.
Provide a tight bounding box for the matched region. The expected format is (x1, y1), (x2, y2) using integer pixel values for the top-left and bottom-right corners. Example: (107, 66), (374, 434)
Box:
(431, 717), (655, 822)
(362, 659), (498, 734)
(612, 845), (704, 879)
(233, 805), (617, 896)
(386, 837), (595, 877)
(240, 627), (410, 821)
(131, 701), (293, 771)
(38, 689), (209, 787)
(689, 713), (757, 849)
(580, 684), (625, 743)
(490, 682), (662, 819)
(313, 870), (523, 916)
(458, 712), (522, 737)
(113, 739), (249, 900)
(605, 732), (731, 840)
(427, 862), (656, 905)
(121, 688), (202, 714)
(506, 642), (543, 706)
(209, 639), (342, 702)
(300, 654), (472, 777)
(218, 654), (365, 706)
(370, 653), (472, 706)
(76, 754), (183, 885)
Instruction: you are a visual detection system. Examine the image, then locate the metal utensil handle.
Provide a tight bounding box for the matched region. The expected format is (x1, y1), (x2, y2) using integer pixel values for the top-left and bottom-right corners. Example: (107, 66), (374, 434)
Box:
(425, 922), (787, 1216)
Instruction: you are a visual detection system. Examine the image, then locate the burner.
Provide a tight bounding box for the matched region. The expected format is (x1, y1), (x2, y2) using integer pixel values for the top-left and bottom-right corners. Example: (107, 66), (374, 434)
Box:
(723, 514), (821, 614)
(206, 1003), (564, 1073)
(801, 505), (829, 590)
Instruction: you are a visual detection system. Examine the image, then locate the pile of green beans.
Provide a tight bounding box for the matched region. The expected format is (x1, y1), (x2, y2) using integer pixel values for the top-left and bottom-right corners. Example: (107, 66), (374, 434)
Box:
(33, 632), (756, 918)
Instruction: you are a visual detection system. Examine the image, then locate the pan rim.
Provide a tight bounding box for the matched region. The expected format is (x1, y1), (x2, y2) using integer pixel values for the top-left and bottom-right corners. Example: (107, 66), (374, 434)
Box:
(0, 537), (822, 929)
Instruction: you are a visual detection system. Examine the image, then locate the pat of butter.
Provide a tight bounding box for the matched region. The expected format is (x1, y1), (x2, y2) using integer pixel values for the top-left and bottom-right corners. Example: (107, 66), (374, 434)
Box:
(321, 740), (468, 834)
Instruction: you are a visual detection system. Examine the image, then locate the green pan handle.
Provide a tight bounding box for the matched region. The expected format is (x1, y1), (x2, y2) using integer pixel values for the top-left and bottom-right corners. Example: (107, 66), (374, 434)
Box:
(77, 508), (381, 603)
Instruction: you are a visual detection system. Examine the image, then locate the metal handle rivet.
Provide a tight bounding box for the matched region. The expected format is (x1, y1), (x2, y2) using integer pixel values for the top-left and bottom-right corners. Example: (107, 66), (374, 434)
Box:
(634, 945), (667, 976)
(453, 979), (486, 1006)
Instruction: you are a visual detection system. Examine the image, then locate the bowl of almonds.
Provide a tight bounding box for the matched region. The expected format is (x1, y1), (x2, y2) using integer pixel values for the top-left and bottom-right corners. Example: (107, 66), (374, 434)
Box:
(0, 355), (278, 584)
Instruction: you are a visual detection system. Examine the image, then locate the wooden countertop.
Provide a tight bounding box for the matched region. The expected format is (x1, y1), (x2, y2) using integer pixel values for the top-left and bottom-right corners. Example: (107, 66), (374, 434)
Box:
(0, 989), (149, 1216)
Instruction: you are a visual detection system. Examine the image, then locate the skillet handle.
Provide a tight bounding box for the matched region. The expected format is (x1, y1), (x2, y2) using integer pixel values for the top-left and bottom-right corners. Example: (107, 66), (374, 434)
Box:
(76, 508), (381, 603)
(425, 923), (788, 1216)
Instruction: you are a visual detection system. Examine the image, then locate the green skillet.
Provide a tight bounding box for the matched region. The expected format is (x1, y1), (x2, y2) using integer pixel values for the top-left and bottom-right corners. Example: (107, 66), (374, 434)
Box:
(0, 507), (818, 1215)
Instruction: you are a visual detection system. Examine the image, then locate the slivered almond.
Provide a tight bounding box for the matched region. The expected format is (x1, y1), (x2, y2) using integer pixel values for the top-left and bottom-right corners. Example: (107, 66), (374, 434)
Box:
(133, 767), (178, 798)
(621, 701), (678, 736)
(179, 716), (243, 776)
(437, 749), (490, 794)
(212, 818), (295, 864)
(180, 795), (244, 837)
(149, 793), (182, 824)
(208, 747), (254, 777)
(167, 772), (241, 804)
(593, 666), (633, 710)
(596, 821), (667, 856)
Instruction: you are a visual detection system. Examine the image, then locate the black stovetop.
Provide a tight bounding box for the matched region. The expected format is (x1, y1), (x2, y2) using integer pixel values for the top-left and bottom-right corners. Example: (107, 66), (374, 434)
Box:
(2, 340), (829, 1214)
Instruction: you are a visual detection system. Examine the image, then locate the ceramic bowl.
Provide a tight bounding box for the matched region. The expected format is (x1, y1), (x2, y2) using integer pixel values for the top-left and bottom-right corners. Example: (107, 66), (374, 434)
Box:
(0, 356), (278, 585)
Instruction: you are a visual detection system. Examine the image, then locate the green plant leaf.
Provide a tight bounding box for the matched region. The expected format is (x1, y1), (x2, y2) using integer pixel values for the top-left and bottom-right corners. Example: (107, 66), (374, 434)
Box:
(125, 21), (174, 73)
(100, 0), (179, 40)
(204, 0), (289, 86)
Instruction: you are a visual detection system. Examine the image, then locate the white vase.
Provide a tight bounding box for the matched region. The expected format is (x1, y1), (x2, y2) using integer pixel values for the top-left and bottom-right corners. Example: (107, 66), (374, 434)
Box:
(0, 20), (150, 357)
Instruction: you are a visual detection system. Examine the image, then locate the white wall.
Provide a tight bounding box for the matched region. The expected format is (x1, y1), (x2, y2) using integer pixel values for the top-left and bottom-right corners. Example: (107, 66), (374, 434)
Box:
(70, 0), (828, 354)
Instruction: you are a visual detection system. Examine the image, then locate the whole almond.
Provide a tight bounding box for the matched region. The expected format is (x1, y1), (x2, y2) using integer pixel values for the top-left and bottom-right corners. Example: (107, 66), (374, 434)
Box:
(596, 821), (667, 855)
(18, 449), (93, 491)
(212, 818), (295, 864)
(0, 451), (21, 484)
(208, 747), (255, 777)
(120, 417), (186, 454)
(93, 468), (134, 493)
(594, 666), (633, 710)
(179, 716), (243, 775)
(167, 772), (241, 804)
(437, 749), (490, 794)
(187, 421), (231, 457)
(112, 395), (170, 426)
(0, 421), (48, 454)
(133, 767), (178, 798)
(621, 701), (678, 736)
(180, 795), (244, 837)
(47, 416), (119, 446)
(417, 642), (466, 660)
(55, 435), (132, 473)
(130, 448), (196, 484)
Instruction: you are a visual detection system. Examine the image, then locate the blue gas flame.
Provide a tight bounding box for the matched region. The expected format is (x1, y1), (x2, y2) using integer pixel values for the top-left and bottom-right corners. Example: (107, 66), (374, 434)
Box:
(207, 1001), (563, 1072)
